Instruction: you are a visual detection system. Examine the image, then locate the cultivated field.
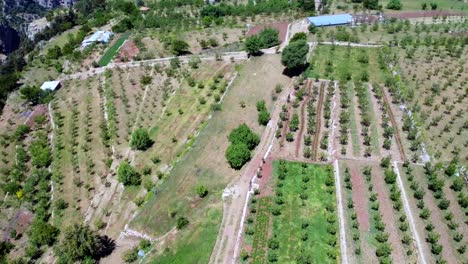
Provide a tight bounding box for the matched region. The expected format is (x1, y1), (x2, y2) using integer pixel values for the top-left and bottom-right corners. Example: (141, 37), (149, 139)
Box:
(241, 161), (340, 264)
(128, 54), (291, 263)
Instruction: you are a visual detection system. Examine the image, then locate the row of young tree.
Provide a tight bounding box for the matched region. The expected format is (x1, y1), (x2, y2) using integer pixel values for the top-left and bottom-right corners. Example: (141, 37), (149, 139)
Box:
(343, 167), (363, 256)
(361, 165), (393, 263)
(379, 158), (416, 257)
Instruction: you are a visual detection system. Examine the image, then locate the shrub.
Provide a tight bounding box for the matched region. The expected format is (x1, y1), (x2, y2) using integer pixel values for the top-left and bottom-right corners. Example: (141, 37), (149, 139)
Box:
(176, 217), (189, 229)
(384, 169), (397, 184)
(196, 185), (208, 198)
(386, 0), (402, 10)
(122, 247), (138, 263)
(118, 162), (141, 186)
(130, 128), (153, 150)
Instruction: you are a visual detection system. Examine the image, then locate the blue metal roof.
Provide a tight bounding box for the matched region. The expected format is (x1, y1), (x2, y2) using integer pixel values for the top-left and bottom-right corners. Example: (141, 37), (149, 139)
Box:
(307, 14), (353, 26)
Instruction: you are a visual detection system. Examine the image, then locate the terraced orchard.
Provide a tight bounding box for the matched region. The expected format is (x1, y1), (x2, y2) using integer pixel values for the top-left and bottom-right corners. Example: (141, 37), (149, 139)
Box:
(241, 161), (340, 263)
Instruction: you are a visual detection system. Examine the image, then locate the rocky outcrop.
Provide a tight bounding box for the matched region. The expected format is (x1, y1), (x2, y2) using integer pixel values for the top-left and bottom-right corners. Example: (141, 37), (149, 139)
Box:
(26, 17), (50, 40)
(33, 0), (75, 8)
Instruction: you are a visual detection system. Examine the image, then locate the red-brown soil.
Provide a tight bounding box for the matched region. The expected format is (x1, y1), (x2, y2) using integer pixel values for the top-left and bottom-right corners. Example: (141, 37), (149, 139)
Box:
(380, 85), (406, 161)
(295, 80), (312, 158)
(258, 157), (273, 198)
(117, 41), (140, 62)
(372, 166), (407, 263)
(311, 82), (325, 161)
(349, 164), (370, 231)
(246, 22), (289, 43)
(386, 11), (464, 19)
(421, 182), (459, 263)
(25, 104), (48, 128)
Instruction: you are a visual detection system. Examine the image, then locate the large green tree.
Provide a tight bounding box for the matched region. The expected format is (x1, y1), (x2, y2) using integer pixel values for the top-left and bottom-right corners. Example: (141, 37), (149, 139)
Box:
(118, 162), (141, 186)
(228, 124), (260, 150)
(20, 86), (42, 105)
(56, 224), (100, 262)
(225, 143), (251, 169)
(245, 35), (262, 55)
(363, 0), (380, 10)
(258, 28), (280, 48)
(29, 219), (59, 246)
(281, 39), (309, 70)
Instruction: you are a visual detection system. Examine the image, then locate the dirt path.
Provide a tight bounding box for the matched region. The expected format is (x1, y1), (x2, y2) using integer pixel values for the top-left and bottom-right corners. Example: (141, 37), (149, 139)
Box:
(327, 81), (339, 160)
(333, 160), (348, 264)
(349, 164), (370, 231)
(380, 86), (406, 161)
(393, 162), (427, 264)
(209, 80), (292, 264)
(311, 82), (325, 161)
(372, 167), (407, 263)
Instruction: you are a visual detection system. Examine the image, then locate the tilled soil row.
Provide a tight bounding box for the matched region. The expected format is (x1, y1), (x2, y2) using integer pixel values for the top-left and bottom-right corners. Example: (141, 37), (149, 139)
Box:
(311, 82), (325, 161)
(295, 80), (312, 158)
(379, 85), (406, 161)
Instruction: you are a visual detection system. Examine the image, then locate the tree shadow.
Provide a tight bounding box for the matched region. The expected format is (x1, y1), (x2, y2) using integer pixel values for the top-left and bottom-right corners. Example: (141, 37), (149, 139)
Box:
(94, 235), (116, 260)
(282, 62), (310, 77)
(248, 51), (264, 57)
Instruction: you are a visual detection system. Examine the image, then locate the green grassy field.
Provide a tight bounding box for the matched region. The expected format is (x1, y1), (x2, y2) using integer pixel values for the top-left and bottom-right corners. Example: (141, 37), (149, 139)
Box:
(98, 32), (130, 67)
(347, 82), (361, 156)
(271, 161), (339, 263)
(307, 45), (388, 85)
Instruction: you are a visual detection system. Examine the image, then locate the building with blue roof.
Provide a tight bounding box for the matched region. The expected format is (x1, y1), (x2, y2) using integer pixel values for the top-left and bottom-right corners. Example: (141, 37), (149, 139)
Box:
(307, 14), (353, 27)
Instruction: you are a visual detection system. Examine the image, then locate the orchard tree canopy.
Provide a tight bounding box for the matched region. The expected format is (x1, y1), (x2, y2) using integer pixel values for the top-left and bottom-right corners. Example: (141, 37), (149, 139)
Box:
(281, 39), (309, 71)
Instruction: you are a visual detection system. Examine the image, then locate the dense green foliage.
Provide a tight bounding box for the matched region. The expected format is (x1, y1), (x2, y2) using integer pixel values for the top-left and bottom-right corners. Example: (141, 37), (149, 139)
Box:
(130, 128), (153, 150)
(228, 124), (260, 150)
(245, 28), (280, 55)
(386, 0), (402, 10)
(56, 224), (102, 263)
(256, 100), (270, 126)
(226, 124), (259, 169)
(226, 143), (251, 169)
(118, 162), (141, 186)
(281, 40), (309, 70)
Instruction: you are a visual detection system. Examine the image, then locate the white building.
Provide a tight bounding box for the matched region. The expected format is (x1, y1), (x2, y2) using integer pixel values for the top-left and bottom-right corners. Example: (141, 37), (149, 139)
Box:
(40, 81), (61, 91)
(81, 31), (113, 48)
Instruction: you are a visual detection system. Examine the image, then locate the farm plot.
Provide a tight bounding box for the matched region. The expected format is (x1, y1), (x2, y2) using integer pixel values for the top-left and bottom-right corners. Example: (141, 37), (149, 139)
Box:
(129, 55), (291, 264)
(396, 44), (468, 165)
(399, 163), (467, 263)
(339, 159), (418, 264)
(51, 77), (110, 226)
(104, 65), (178, 155)
(135, 61), (236, 172)
(243, 161), (340, 264)
(275, 79), (333, 162)
(98, 32), (130, 67)
(307, 45), (388, 85)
